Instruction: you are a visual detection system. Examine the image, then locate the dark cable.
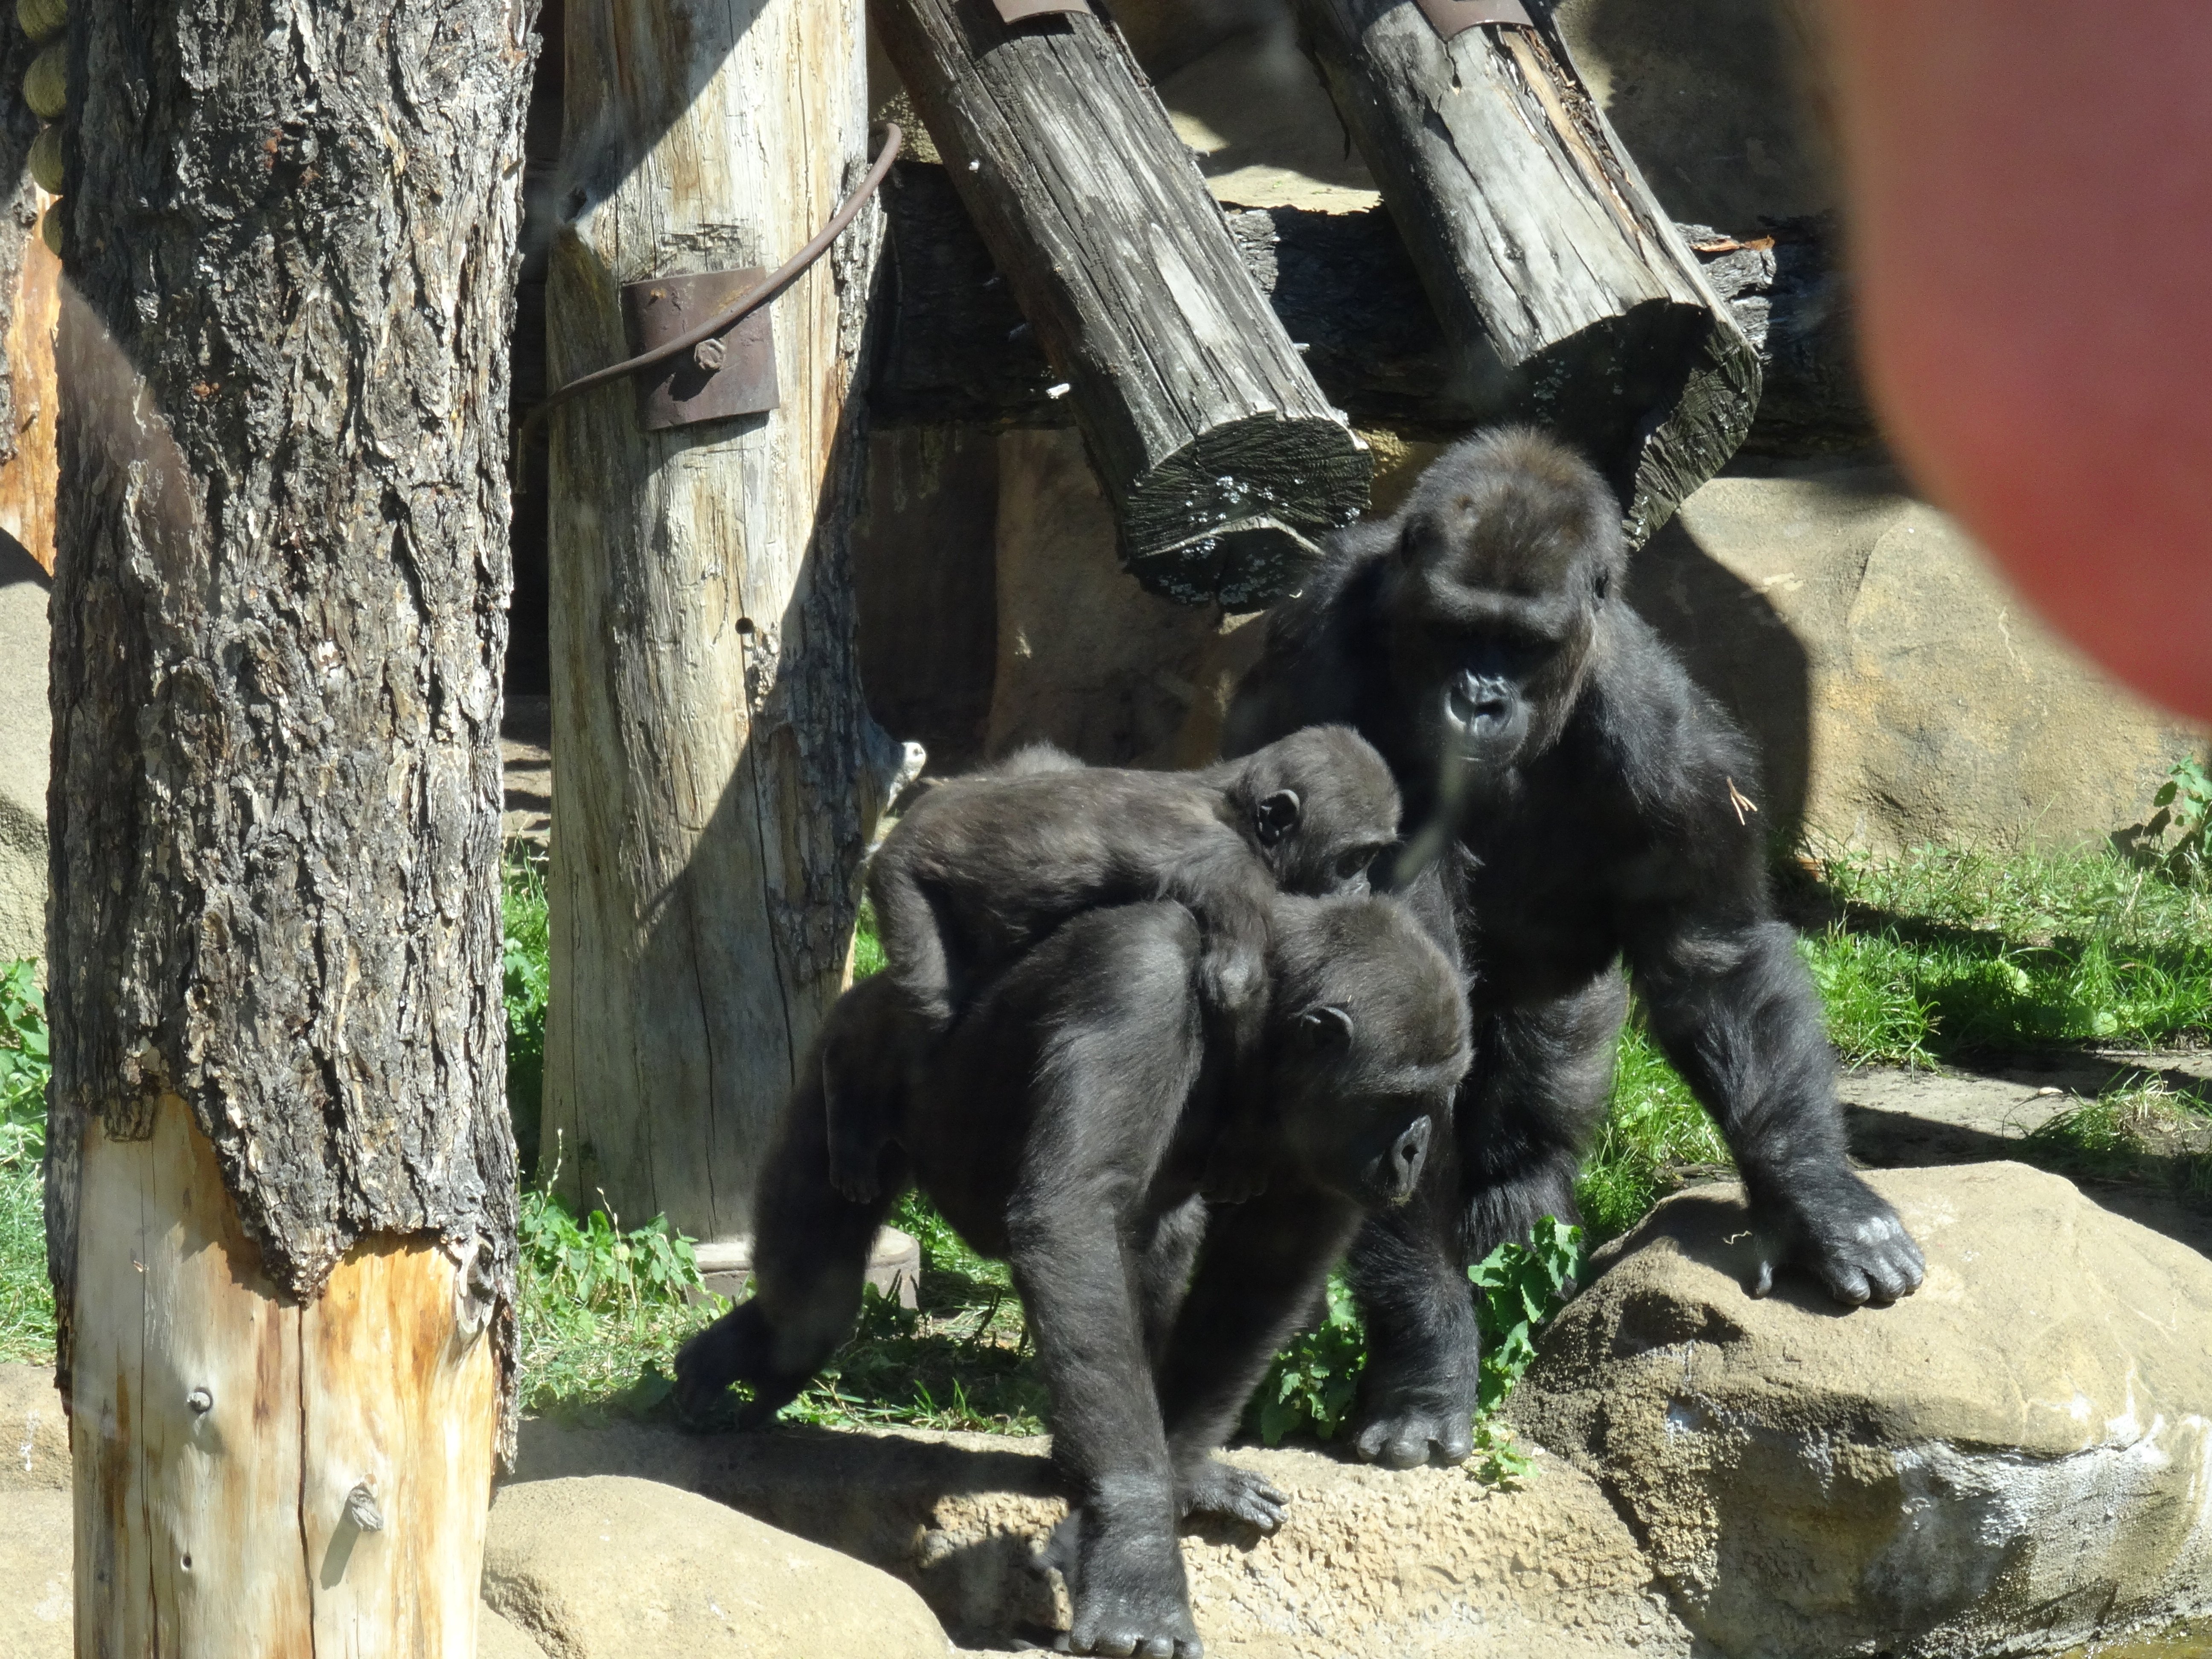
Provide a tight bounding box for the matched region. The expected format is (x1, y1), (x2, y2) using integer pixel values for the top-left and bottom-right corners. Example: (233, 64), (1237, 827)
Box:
(517, 122), (904, 454)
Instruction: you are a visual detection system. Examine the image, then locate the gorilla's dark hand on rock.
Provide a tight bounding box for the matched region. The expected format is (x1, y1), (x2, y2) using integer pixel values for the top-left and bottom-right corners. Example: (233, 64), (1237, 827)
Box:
(1176, 1458), (1288, 1532)
(1751, 1171), (1926, 1305)
(1350, 1374), (1476, 1470)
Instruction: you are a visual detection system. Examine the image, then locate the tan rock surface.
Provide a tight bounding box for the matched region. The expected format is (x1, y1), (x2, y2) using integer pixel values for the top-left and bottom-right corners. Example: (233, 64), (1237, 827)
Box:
(479, 1602), (552, 1659)
(1631, 457), (2203, 852)
(483, 1474), (950, 1659)
(0, 1361), (68, 1492)
(1510, 1162), (2212, 1658)
(0, 1487), (70, 1658)
(514, 1415), (1690, 1657)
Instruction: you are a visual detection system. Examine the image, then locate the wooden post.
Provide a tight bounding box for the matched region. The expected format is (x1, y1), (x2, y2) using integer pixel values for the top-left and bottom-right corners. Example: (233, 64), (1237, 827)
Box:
(1291, 0), (1763, 544)
(48, 0), (531, 1650)
(871, 0), (1372, 608)
(541, 0), (905, 1242)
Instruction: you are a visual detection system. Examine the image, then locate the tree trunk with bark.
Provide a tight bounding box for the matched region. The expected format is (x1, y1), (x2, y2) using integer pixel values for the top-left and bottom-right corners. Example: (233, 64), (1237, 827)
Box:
(1291, 0), (1762, 544)
(541, 0), (903, 1246)
(0, 10), (54, 573)
(47, 0), (533, 1650)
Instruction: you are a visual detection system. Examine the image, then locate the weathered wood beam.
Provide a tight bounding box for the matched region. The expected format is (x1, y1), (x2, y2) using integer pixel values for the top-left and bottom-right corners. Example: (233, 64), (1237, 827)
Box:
(542, 0), (905, 1244)
(871, 162), (1865, 459)
(870, 0), (1371, 607)
(1291, 0), (1763, 543)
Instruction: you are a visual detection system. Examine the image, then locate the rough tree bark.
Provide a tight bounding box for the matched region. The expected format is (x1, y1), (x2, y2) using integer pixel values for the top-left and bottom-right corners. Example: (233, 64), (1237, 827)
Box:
(871, 0), (1371, 608)
(541, 0), (904, 1244)
(48, 0), (533, 1650)
(1292, 0), (1762, 543)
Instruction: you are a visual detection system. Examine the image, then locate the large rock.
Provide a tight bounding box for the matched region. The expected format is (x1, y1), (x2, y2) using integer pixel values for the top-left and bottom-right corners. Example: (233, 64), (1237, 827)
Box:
(0, 1487), (70, 1659)
(483, 1474), (950, 1659)
(515, 1416), (1691, 1657)
(1631, 456), (2205, 852)
(1509, 1163), (2212, 1659)
(0, 544), (47, 966)
(0, 1360), (69, 1492)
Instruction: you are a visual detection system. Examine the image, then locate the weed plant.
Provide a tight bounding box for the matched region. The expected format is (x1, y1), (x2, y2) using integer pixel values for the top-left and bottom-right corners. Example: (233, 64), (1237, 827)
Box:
(0, 959), (51, 1362)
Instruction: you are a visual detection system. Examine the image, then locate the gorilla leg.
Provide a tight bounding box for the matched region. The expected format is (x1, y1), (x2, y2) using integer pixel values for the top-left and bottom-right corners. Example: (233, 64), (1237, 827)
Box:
(1156, 1188), (1364, 1530)
(1347, 971), (1624, 1466)
(674, 1064), (904, 1423)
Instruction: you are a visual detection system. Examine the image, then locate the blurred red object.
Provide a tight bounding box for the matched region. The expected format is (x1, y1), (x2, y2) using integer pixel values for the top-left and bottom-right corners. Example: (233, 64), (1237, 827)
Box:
(1826, 1), (2212, 720)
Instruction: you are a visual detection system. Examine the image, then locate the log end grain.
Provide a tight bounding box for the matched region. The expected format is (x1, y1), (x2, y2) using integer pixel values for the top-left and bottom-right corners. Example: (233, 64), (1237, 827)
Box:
(1119, 411), (1371, 608)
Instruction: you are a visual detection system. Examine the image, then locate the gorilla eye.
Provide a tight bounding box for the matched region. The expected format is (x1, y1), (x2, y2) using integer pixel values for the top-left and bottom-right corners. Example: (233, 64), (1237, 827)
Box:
(1334, 846), (1376, 882)
(1593, 570), (1611, 603)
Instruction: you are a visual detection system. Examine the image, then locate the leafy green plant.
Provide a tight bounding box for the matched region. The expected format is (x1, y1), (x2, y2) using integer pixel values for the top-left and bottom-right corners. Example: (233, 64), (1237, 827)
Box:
(1247, 1272), (1366, 1447)
(0, 958), (49, 1163)
(502, 845), (551, 1173)
(1469, 1214), (1583, 1413)
(517, 1173), (703, 1316)
(2145, 756), (2212, 880)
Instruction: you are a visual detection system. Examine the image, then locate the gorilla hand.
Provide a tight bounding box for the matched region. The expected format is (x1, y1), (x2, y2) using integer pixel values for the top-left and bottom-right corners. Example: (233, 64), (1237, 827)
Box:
(1751, 1171), (1924, 1305)
(1176, 1457), (1287, 1533)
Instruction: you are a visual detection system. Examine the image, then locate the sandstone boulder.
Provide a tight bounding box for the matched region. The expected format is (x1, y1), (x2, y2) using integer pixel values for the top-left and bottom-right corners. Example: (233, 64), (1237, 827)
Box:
(515, 1415), (1691, 1657)
(482, 1474), (950, 1659)
(0, 1360), (69, 1492)
(0, 1487), (70, 1659)
(1509, 1162), (2212, 1658)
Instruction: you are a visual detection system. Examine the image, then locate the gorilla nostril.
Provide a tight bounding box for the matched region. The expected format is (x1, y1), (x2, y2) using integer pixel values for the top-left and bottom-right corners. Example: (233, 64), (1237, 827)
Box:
(1392, 1119), (1432, 1182)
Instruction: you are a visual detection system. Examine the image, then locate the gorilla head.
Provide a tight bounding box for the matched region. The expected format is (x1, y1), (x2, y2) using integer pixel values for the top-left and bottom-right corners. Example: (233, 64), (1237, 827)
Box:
(1228, 723), (1402, 897)
(1380, 428), (1625, 776)
(1262, 893), (1471, 1209)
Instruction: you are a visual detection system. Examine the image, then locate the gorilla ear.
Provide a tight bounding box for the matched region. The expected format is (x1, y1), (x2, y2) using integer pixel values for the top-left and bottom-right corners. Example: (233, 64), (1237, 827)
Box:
(1293, 1004), (1355, 1050)
(1254, 789), (1301, 847)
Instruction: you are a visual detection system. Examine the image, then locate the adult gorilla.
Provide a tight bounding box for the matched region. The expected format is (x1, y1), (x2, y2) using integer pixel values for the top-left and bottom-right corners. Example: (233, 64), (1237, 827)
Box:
(1223, 427), (1926, 1468)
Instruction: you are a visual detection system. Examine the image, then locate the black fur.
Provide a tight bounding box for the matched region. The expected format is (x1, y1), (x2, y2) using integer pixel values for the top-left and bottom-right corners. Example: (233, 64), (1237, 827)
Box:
(1224, 427), (1927, 1469)
(675, 894), (1470, 1658)
(827, 727), (1401, 1204)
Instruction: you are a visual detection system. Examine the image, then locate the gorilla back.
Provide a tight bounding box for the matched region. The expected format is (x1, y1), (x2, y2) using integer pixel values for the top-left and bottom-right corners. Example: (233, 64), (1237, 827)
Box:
(676, 892), (1469, 1658)
(1225, 426), (1925, 1470)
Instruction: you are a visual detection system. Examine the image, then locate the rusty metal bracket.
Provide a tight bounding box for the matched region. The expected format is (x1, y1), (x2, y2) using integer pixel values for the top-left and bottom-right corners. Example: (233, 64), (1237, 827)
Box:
(620, 269), (779, 431)
(993, 0), (1091, 21)
(1415, 0), (1533, 39)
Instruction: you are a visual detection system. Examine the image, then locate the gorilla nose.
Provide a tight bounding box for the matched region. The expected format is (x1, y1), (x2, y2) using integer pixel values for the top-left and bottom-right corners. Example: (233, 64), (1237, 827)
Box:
(1449, 669), (1511, 728)
(1389, 1118), (1432, 1196)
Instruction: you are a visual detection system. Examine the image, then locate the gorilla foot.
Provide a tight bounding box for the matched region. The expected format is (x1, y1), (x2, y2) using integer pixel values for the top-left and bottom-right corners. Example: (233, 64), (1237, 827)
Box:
(671, 1304), (806, 1425)
(1057, 1579), (1203, 1659)
(1752, 1172), (1926, 1306)
(1351, 1374), (1476, 1468)
(1176, 1457), (1287, 1533)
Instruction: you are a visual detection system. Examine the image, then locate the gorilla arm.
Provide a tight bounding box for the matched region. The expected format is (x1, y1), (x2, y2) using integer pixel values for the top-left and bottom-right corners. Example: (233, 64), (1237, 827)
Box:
(1626, 903), (1925, 1304)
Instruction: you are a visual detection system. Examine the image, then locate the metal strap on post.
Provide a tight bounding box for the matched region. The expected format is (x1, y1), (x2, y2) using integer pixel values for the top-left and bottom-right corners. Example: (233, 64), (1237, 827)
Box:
(1414, 0), (1532, 40)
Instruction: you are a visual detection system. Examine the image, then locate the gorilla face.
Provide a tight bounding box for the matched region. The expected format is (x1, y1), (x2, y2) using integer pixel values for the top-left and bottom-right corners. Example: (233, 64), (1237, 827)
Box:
(1381, 429), (1626, 779)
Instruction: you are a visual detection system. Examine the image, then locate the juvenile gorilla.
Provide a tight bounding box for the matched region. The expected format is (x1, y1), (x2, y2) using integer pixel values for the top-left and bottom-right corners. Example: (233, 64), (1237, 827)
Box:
(1225, 427), (1926, 1468)
(828, 725), (1400, 1202)
(676, 893), (1470, 1659)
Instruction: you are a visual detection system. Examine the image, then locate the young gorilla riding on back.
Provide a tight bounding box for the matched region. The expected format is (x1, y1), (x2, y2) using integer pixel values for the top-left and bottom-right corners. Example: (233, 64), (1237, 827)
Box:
(826, 725), (1401, 1202)
(1225, 427), (1926, 1468)
(675, 891), (1471, 1659)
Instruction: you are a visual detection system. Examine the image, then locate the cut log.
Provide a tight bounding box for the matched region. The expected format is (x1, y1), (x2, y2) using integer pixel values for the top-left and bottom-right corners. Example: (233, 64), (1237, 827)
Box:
(50, 0), (531, 1647)
(542, 0), (907, 1241)
(1290, 0), (1762, 543)
(870, 0), (1371, 607)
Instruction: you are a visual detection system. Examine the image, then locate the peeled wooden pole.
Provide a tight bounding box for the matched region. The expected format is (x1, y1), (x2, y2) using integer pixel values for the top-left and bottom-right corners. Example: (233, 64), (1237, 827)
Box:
(1292, 0), (1762, 544)
(871, 0), (1371, 607)
(49, 0), (530, 1650)
(541, 0), (906, 1242)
